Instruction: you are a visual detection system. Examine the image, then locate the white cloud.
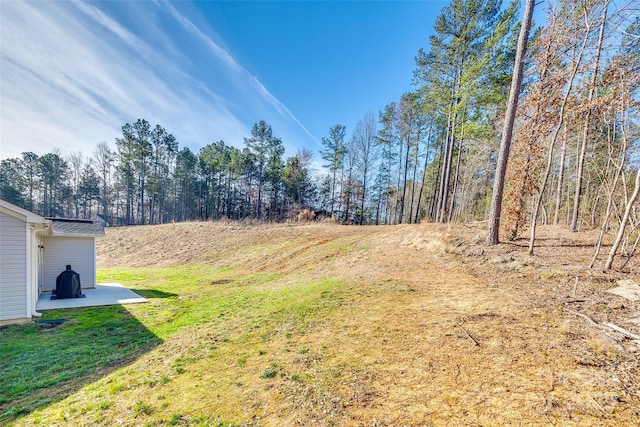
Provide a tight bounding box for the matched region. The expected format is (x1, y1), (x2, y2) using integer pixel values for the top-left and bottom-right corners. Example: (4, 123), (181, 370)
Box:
(162, 1), (316, 141)
(0, 0), (312, 161)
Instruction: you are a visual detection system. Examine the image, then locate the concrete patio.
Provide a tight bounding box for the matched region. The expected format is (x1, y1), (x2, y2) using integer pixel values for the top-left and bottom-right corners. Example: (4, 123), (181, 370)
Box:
(36, 283), (148, 310)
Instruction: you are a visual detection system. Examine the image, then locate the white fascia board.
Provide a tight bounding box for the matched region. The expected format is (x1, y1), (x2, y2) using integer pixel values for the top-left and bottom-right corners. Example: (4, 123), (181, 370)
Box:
(0, 199), (48, 224)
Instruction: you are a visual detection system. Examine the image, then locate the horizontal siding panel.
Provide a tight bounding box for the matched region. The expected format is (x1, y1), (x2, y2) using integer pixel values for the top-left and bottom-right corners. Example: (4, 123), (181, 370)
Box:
(1, 211), (28, 321)
(0, 308), (27, 321)
(0, 262), (26, 268)
(0, 246), (26, 252)
(1, 285), (26, 293)
(0, 275), (26, 282)
(0, 226), (25, 231)
(0, 262), (25, 272)
(0, 251), (26, 258)
(0, 251), (26, 257)
(0, 266), (26, 274)
(0, 218), (27, 315)
(0, 280), (27, 295)
(0, 239), (27, 246)
(0, 213), (26, 228)
(42, 237), (95, 291)
(0, 299), (27, 310)
(0, 225), (24, 231)
(0, 270), (26, 276)
(0, 300), (25, 308)
(1, 312), (27, 321)
(0, 214), (27, 263)
(0, 255), (26, 264)
(0, 286), (27, 296)
(0, 295), (26, 305)
(0, 268), (26, 273)
(0, 295), (27, 305)
(0, 238), (26, 246)
(0, 245), (26, 251)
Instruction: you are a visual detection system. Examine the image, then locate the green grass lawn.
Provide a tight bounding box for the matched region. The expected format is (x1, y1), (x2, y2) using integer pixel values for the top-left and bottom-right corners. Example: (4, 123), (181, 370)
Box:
(4, 223), (637, 426)
(0, 265), (354, 425)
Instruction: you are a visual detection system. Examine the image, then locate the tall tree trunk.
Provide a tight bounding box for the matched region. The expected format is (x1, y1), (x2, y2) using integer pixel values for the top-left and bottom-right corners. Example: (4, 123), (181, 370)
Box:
(409, 125), (424, 223)
(256, 171), (263, 218)
(399, 136), (411, 223)
(487, 0), (535, 245)
(330, 168), (337, 215)
(448, 113), (466, 223)
(338, 164), (345, 221)
(528, 15), (590, 254)
(415, 126), (432, 223)
(437, 94), (456, 223)
(553, 123), (568, 225)
(438, 87), (460, 223)
(589, 160), (622, 268)
(605, 169), (640, 270)
(360, 158), (369, 225)
(384, 142), (393, 225)
(429, 142), (444, 221)
(394, 131), (404, 224)
(571, 0), (610, 231)
(409, 161), (418, 223)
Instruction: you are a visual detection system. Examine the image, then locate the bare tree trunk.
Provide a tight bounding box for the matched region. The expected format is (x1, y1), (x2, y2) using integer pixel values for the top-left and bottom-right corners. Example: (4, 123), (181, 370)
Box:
(606, 169), (640, 270)
(415, 126), (432, 223)
(448, 116), (466, 223)
(620, 228), (640, 271)
(393, 129), (404, 224)
(338, 164), (345, 221)
(439, 99), (459, 223)
(571, 0), (610, 232)
(330, 167), (337, 215)
(429, 143), (444, 221)
(486, 0), (535, 245)
(399, 136), (411, 224)
(437, 97), (455, 223)
(553, 123), (568, 225)
(528, 7), (591, 255)
(589, 157), (622, 268)
(409, 128), (422, 223)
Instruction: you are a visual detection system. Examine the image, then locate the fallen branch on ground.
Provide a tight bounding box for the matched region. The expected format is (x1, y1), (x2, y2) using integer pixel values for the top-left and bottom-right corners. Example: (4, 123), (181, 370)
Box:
(567, 309), (640, 341)
(566, 309), (598, 327)
(603, 322), (640, 341)
(455, 320), (480, 346)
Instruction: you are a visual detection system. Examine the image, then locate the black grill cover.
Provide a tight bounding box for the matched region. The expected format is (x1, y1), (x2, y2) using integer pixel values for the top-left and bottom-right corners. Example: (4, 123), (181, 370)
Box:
(54, 269), (82, 298)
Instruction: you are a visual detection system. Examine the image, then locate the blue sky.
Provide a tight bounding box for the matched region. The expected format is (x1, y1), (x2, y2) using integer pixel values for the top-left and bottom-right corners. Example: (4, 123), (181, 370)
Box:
(0, 1), (446, 162)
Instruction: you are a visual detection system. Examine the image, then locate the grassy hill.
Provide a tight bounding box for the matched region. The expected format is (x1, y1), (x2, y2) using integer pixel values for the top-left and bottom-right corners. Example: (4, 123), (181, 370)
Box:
(2, 222), (639, 426)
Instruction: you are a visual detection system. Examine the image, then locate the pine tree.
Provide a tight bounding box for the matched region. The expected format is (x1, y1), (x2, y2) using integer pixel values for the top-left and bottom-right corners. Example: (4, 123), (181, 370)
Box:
(244, 121), (282, 218)
(320, 124), (347, 217)
(487, 0), (535, 244)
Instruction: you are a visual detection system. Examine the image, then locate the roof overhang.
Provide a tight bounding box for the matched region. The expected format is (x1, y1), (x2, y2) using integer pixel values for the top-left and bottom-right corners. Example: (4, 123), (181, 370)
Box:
(0, 199), (49, 224)
(46, 218), (105, 238)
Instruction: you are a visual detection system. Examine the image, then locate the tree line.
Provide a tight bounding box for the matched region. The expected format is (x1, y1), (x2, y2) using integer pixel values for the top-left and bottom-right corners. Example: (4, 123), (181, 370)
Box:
(1, 0), (639, 267)
(1, 119), (315, 224)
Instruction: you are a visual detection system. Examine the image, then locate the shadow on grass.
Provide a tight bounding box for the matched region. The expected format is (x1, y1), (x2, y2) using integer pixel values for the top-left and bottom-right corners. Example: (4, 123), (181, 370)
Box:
(134, 289), (178, 299)
(0, 305), (162, 424)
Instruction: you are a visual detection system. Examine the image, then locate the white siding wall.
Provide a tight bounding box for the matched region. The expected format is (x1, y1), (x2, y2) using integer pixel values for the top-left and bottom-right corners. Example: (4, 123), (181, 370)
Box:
(42, 236), (96, 291)
(0, 211), (28, 322)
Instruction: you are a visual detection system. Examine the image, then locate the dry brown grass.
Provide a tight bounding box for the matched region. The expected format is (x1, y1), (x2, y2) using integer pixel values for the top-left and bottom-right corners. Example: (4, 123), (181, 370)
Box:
(23, 221), (640, 425)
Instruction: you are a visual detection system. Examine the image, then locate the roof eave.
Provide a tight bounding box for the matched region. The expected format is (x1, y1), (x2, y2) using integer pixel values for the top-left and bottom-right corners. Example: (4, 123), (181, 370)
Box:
(50, 232), (105, 238)
(0, 199), (48, 223)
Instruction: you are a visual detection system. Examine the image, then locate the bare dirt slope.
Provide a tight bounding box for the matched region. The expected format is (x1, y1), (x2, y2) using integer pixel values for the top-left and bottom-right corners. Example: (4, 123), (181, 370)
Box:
(98, 221), (640, 425)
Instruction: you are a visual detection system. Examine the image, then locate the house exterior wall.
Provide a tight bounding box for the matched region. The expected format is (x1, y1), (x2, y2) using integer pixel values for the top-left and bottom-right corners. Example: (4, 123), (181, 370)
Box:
(42, 236), (96, 292)
(0, 211), (29, 323)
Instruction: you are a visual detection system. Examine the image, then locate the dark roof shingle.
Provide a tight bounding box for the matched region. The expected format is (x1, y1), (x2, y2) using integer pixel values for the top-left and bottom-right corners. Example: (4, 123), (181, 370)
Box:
(48, 218), (105, 236)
